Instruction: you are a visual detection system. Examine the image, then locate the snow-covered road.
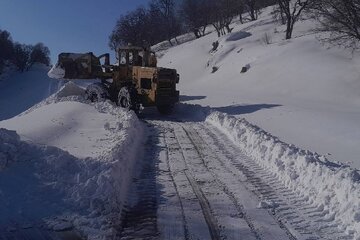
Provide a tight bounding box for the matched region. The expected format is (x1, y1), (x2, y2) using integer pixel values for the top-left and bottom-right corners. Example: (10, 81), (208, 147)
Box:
(0, 82), (358, 239)
(119, 118), (353, 240)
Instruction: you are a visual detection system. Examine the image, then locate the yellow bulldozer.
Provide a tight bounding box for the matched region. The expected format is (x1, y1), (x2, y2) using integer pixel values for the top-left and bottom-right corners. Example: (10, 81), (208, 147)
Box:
(50, 46), (179, 114)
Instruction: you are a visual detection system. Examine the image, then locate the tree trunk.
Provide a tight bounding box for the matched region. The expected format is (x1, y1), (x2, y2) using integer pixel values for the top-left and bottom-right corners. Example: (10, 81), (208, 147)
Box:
(285, 18), (293, 39)
(213, 24), (221, 37)
(193, 29), (200, 39)
(201, 26), (206, 36)
(250, 10), (256, 21)
(225, 24), (233, 33)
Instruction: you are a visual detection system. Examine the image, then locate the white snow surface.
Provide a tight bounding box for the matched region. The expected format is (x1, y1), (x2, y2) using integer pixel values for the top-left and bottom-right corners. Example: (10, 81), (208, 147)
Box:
(47, 63), (65, 79)
(158, 8), (360, 168)
(0, 4), (360, 239)
(207, 111), (360, 238)
(0, 83), (145, 239)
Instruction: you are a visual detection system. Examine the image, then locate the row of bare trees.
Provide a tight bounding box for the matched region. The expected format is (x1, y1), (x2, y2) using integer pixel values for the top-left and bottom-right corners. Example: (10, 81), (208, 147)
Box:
(310, 0), (360, 48)
(0, 29), (50, 73)
(273, 0), (360, 47)
(109, 0), (360, 51)
(109, 0), (182, 50)
(109, 0), (275, 49)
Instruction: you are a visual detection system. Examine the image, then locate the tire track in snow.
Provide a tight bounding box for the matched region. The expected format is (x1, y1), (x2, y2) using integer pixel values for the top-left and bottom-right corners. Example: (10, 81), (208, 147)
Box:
(121, 118), (352, 240)
(184, 171), (221, 240)
(193, 122), (353, 240)
(160, 124), (190, 240)
(118, 126), (159, 240)
(160, 121), (213, 240)
(174, 122), (289, 240)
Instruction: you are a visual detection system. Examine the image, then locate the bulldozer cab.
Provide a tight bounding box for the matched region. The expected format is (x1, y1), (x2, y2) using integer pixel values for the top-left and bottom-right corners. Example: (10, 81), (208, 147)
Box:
(117, 46), (157, 68)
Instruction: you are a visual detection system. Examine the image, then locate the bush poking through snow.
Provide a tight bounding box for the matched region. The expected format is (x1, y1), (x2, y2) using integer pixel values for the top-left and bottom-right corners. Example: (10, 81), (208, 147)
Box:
(261, 32), (272, 45)
(212, 41), (219, 52)
(241, 64), (251, 73)
(212, 66), (219, 73)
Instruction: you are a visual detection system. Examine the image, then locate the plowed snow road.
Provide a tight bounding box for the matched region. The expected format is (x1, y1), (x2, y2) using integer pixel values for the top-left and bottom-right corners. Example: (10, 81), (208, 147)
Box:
(119, 119), (351, 240)
(1, 117), (352, 240)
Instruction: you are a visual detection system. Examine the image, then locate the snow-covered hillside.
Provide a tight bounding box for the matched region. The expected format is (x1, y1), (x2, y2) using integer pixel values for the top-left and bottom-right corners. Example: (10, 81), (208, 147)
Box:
(0, 5), (359, 240)
(158, 9), (360, 168)
(0, 64), (62, 121)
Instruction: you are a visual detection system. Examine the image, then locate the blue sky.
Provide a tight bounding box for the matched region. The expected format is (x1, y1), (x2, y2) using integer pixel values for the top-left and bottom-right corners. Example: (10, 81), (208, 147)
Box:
(0, 0), (150, 64)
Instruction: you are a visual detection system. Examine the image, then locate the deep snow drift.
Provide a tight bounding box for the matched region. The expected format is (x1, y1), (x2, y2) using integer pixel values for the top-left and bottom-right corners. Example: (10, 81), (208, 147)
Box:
(157, 8), (360, 168)
(0, 83), (145, 239)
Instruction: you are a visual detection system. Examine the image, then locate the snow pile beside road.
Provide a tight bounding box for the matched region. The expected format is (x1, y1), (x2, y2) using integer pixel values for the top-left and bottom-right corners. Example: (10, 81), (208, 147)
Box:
(206, 112), (360, 238)
(0, 83), (145, 239)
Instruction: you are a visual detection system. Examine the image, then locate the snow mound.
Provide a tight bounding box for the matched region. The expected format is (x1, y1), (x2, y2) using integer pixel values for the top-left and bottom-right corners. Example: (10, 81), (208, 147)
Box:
(56, 81), (85, 98)
(206, 112), (360, 238)
(0, 87), (145, 239)
(21, 81), (86, 115)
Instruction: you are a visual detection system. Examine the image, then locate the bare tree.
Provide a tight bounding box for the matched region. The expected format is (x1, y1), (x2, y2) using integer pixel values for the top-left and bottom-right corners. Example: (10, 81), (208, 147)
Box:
(0, 30), (14, 72)
(29, 42), (50, 66)
(180, 0), (210, 38)
(276, 0), (311, 39)
(109, 7), (151, 49)
(222, 0), (239, 33)
(13, 43), (32, 72)
(208, 0), (239, 37)
(150, 0), (182, 45)
(309, 0), (360, 48)
(236, 0), (246, 24)
(244, 0), (260, 21)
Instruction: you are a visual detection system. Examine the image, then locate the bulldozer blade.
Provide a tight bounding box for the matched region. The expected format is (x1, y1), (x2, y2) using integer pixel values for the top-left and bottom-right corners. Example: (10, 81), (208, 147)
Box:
(48, 52), (102, 80)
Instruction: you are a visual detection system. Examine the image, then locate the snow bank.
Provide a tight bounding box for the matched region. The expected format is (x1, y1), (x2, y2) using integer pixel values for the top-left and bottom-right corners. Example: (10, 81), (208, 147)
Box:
(206, 112), (360, 238)
(0, 82), (145, 239)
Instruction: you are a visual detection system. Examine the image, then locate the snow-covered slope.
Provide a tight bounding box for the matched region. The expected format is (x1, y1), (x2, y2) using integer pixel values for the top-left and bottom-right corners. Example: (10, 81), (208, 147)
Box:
(0, 64), (62, 121)
(158, 9), (360, 168)
(0, 83), (145, 239)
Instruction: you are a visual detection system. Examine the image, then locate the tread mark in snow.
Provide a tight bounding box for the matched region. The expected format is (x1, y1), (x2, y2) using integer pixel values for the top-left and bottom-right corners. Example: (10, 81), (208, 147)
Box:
(172, 123), (260, 240)
(162, 127), (191, 240)
(196, 123), (352, 240)
(163, 123), (213, 240)
(184, 171), (222, 240)
(180, 124), (262, 240)
(118, 127), (159, 240)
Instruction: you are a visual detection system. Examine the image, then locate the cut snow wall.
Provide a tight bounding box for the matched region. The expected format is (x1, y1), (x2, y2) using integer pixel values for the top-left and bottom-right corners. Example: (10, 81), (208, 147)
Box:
(0, 97), (145, 239)
(206, 112), (360, 238)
